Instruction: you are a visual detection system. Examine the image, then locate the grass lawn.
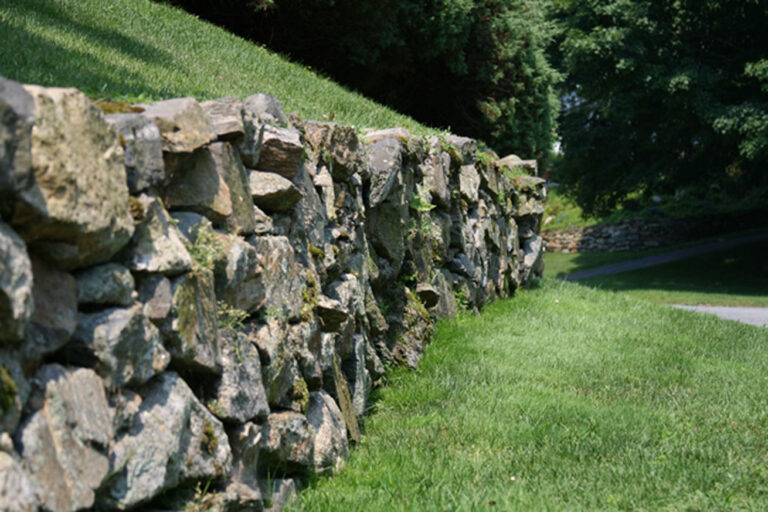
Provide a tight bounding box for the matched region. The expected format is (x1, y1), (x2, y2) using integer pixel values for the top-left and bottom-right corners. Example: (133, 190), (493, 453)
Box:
(292, 280), (768, 510)
(0, 0), (435, 135)
(577, 237), (768, 307)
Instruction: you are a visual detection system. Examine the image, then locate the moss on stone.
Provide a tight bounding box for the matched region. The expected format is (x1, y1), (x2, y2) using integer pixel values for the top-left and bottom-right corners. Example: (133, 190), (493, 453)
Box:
(0, 366), (17, 414)
(128, 196), (145, 220)
(301, 270), (319, 322)
(201, 418), (219, 455)
(308, 244), (326, 260)
(292, 378), (310, 414)
(93, 100), (145, 115)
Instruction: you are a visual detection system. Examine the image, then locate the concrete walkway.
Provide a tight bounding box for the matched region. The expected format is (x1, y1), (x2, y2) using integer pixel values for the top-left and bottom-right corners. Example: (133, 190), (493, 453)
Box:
(561, 231), (768, 281)
(672, 305), (768, 328)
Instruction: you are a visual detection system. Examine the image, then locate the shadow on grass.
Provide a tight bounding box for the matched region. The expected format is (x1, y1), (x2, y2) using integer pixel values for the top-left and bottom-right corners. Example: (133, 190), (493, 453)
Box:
(577, 238), (768, 304)
(0, 0), (172, 98)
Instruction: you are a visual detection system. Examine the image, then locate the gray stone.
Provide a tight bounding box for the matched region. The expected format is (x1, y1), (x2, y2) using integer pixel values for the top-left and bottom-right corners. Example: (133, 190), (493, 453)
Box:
(163, 147), (234, 223)
(13, 86), (134, 269)
(227, 422), (264, 507)
(169, 211), (211, 243)
(19, 365), (112, 512)
(212, 331), (269, 424)
(104, 372), (232, 509)
(520, 233), (544, 286)
(139, 97), (215, 153)
(0, 452), (37, 512)
(202, 97), (245, 140)
(252, 205), (275, 235)
(0, 77), (34, 219)
(0, 351), (29, 433)
(420, 150), (451, 208)
(315, 295), (349, 333)
(211, 142), (259, 235)
(24, 258), (76, 356)
(326, 274), (365, 320)
(248, 318), (301, 411)
(249, 236), (304, 321)
(327, 354), (360, 443)
(121, 195), (193, 275)
(343, 335), (372, 417)
(366, 137), (403, 208)
(304, 122), (366, 181)
(239, 92), (291, 168)
(213, 233), (263, 313)
(248, 170), (303, 213)
(366, 203), (406, 269)
(75, 262), (135, 307)
(444, 134), (477, 164)
(0, 223), (32, 344)
(363, 127), (410, 145)
(105, 113), (164, 193)
(256, 125), (304, 179)
(306, 391), (348, 473)
(260, 411), (314, 475)
(71, 304), (170, 387)
(161, 269), (222, 373)
(498, 154), (538, 176)
(433, 270), (459, 319)
(137, 274), (173, 321)
(459, 164), (480, 204)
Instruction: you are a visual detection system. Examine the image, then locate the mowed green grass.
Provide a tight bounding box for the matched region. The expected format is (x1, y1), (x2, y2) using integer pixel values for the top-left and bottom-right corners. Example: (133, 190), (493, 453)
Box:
(578, 238), (768, 307)
(292, 280), (768, 511)
(0, 0), (434, 134)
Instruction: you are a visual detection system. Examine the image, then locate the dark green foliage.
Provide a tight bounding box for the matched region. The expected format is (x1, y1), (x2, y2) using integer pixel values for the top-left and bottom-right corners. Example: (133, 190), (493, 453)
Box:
(550, 0), (768, 215)
(165, 0), (560, 164)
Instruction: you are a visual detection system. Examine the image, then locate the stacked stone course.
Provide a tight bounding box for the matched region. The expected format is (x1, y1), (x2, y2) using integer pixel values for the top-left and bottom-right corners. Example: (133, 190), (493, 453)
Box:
(0, 75), (544, 511)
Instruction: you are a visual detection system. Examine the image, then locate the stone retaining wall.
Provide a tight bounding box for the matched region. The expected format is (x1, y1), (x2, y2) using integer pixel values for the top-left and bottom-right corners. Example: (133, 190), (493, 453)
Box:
(543, 211), (768, 253)
(0, 76), (544, 511)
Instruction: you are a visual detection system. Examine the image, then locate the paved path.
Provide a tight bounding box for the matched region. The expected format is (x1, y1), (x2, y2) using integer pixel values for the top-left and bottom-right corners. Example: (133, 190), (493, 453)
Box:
(672, 305), (768, 328)
(561, 231), (768, 281)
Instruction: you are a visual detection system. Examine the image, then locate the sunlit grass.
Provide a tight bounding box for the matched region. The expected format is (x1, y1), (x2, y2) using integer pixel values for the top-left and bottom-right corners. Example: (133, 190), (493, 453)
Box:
(292, 280), (768, 510)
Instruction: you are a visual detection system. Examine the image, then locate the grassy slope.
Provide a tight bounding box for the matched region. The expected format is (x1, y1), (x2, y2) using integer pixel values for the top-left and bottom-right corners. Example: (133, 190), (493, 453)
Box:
(293, 280), (768, 511)
(0, 0), (435, 134)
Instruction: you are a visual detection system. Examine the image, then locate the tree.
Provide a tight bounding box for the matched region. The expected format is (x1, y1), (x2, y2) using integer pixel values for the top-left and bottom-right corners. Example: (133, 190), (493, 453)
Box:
(550, 0), (768, 215)
(168, 0), (560, 163)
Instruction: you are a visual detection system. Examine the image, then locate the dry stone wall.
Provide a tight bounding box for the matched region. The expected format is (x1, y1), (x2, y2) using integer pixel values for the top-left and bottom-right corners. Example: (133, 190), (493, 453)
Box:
(0, 75), (544, 511)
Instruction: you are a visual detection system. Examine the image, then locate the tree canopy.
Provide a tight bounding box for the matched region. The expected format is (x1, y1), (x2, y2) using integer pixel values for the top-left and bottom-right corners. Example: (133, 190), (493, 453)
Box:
(550, 0), (768, 215)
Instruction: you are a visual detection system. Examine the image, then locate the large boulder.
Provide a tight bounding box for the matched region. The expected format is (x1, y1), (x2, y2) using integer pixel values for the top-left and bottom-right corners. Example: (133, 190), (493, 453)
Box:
(103, 372), (232, 509)
(201, 97), (245, 141)
(259, 411), (314, 475)
(256, 125), (304, 179)
(0, 223), (32, 344)
(211, 331), (269, 424)
(105, 113), (164, 194)
(120, 195), (193, 275)
(75, 262), (135, 307)
(24, 258), (77, 356)
(139, 97), (215, 153)
(18, 365), (113, 512)
(306, 391), (348, 473)
(0, 77), (34, 219)
(70, 304), (170, 388)
(0, 451), (37, 512)
(248, 170), (303, 213)
(160, 269), (222, 374)
(12, 86), (134, 269)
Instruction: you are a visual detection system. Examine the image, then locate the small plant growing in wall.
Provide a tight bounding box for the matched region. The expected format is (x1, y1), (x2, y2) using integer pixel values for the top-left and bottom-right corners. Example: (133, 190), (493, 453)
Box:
(189, 223), (225, 274)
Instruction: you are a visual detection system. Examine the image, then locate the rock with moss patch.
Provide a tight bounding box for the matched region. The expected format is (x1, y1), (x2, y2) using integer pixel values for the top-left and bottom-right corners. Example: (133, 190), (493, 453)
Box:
(212, 233), (264, 313)
(0, 77), (34, 219)
(121, 195), (193, 275)
(160, 269), (222, 374)
(139, 97), (215, 153)
(259, 411), (314, 475)
(105, 113), (164, 193)
(248, 236), (304, 321)
(444, 134), (477, 165)
(0, 223), (33, 344)
(304, 122), (366, 181)
(12, 85), (134, 269)
(19, 364), (113, 512)
(70, 304), (170, 387)
(0, 451), (37, 512)
(0, 352), (28, 433)
(75, 262), (135, 307)
(306, 390), (348, 473)
(24, 258), (76, 357)
(211, 330), (269, 424)
(103, 372), (232, 509)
